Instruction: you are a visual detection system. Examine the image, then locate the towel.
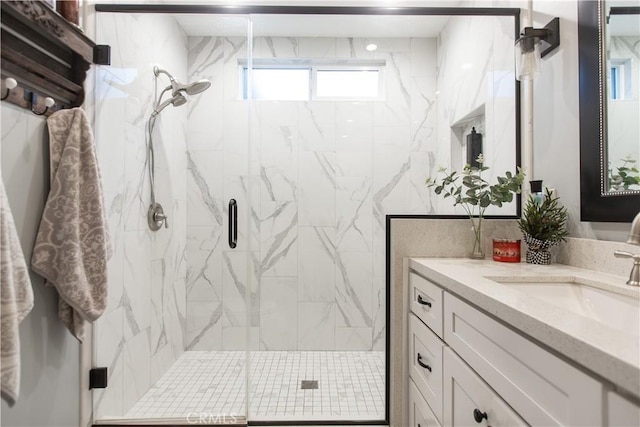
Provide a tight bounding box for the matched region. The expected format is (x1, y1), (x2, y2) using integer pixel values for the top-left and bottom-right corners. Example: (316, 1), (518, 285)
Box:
(1, 178), (34, 406)
(31, 108), (111, 342)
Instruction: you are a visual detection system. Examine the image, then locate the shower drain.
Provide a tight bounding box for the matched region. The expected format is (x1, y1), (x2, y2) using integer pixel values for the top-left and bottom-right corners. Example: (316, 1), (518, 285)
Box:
(300, 380), (318, 390)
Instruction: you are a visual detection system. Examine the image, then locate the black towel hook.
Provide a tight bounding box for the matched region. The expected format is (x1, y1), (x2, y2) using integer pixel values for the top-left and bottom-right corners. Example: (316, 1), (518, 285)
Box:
(28, 92), (56, 115)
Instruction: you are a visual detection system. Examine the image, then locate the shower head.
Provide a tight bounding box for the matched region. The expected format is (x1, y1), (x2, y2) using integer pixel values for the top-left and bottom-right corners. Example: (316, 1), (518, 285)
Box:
(180, 79), (211, 95)
(151, 93), (187, 117)
(154, 65), (211, 97)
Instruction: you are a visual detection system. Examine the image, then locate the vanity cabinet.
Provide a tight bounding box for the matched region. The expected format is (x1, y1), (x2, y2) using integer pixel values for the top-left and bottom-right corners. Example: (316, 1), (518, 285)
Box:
(407, 266), (639, 427)
(443, 348), (527, 427)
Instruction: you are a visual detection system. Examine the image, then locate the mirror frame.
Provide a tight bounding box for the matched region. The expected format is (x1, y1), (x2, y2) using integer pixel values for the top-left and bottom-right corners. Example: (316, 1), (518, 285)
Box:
(578, 0), (639, 222)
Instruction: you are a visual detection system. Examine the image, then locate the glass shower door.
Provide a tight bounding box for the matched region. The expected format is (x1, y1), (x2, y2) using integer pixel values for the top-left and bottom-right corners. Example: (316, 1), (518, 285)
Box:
(92, 11), (253, 424)
(245, 12), (390, 423)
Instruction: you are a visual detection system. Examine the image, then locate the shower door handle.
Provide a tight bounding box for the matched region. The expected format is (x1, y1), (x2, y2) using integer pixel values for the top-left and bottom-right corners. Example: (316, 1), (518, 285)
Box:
(228, 199), (237, 249)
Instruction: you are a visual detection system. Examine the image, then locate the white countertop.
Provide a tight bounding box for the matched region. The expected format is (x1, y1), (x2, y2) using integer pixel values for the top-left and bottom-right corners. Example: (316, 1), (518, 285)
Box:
(408, 258), (640, 399)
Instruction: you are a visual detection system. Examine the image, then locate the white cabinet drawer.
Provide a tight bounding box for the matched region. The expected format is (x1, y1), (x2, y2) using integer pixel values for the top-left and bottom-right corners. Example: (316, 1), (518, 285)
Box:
(409, 378), (441, 427)
(444, 292), (603, 426)
(409, 313), (445, 424)
(444, 348), (528, 427)
(607, 391), (640, 426)
(409, 271), (444, 338)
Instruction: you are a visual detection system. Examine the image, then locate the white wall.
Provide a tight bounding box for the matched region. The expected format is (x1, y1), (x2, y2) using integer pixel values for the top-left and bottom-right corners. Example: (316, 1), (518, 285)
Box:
(493, 0), (634, 240)
(1, 105), (80, 427)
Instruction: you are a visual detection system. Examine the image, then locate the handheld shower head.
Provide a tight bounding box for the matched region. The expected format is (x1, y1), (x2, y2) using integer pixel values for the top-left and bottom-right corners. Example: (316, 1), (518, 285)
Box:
(155, 65), (211, 96)
(183, 79), (211, 95)
(151, 93), (187, 117)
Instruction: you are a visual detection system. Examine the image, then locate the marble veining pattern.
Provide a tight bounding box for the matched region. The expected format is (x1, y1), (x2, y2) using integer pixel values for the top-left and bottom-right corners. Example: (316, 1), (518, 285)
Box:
(187, 25), (513, 350)
(186, 35), (448, 351)
(93, 12), (189, 418)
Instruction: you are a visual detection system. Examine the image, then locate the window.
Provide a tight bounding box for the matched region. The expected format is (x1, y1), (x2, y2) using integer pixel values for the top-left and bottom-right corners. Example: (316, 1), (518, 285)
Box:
(608, 58), (632, 100)
(244, 68), (310, 101)
(315, 68), (382, 99)
(241, 59), (385, 101)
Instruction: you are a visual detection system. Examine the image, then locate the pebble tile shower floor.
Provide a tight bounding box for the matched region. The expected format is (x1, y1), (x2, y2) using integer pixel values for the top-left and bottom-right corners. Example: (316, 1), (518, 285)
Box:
(125, 351), (385, 421)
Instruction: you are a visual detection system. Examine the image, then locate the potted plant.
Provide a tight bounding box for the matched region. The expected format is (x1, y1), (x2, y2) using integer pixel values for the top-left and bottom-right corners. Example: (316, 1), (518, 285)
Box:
(517, 188), (569, 264)
(426, 154), (525, 259)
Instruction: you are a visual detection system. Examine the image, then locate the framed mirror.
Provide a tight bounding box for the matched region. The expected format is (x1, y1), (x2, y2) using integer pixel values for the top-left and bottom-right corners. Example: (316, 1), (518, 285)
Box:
(578, 0), (640, 222)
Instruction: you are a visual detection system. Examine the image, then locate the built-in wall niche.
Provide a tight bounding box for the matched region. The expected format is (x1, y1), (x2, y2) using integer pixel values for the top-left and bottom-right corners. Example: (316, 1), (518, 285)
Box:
(449, 104), (485, 173)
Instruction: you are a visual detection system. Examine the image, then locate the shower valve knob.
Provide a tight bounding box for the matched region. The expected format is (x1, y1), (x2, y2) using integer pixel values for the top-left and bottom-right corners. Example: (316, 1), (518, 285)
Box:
(155, 212), (169, 228)
(148, 203), (168, 231)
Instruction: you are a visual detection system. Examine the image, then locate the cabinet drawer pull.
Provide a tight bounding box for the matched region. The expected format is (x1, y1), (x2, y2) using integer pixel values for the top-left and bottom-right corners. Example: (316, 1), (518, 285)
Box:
(417, 353), (432, 372)
(417, 295), (432, 307)
(473, 408), (488, 423)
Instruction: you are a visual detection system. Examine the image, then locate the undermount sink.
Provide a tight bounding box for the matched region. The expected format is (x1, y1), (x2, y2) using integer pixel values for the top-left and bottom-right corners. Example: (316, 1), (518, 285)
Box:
(485, 276), (640, 335)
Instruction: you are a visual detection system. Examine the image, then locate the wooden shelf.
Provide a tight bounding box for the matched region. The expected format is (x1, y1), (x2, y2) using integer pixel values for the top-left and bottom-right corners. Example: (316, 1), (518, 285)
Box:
(0, 0), (110, 115)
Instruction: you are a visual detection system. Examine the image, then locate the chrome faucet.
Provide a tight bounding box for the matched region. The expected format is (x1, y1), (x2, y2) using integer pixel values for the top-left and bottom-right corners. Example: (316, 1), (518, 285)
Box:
(614, 211), (640, 286)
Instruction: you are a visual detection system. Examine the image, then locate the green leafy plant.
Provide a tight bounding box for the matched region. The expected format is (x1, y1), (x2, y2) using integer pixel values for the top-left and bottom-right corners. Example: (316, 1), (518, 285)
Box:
(517, 188), (569, 244)
(426, 154), (525, 257)
(609, 157), (640, 191)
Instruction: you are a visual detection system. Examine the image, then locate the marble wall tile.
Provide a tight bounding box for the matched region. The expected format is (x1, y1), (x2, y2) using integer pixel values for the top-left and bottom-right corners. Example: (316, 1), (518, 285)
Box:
(186, 226), (223, 302)
(122, 329), (151, 414)
(123, 230), (151, 339)
(336, 38), (377, 59)
(260, 120), (298, 203)
(150, 259), (168, 358)
(335, 251), (373, 328)
(223, 326), (259, 351)
(298, 302), (335, 350)
(185, 301), (223, 351)
(335, 327), (372, 351)
(298, 152), (336, 227)
(187, 150), (224, 227)
(298, 227), (335, 302)
(261, 201), (298, 276)
(94, 12), (188, 417)
(221, 250), (258, 330)
(372, 286), (386, 352)
(298, 102), (336, 152)
(254, 37), (299, 58)
(185, 35), (442, 351)
(260, 277), (298, 350)
(299, 37), (337, 58)
(335, 102), (374, 152)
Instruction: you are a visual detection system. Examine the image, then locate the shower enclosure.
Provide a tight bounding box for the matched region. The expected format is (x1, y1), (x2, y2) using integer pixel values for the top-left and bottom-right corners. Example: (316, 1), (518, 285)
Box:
(90, 5), (518, 425)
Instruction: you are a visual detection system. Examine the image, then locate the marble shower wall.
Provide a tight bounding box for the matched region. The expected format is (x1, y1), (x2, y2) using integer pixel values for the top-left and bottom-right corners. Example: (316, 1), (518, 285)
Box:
(435, 15), (517, 216)
(186, 36), (439, 352)
(92, 13), (188, 418)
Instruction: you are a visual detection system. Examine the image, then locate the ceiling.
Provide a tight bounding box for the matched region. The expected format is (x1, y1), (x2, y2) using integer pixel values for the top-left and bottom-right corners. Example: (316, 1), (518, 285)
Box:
(175, 13), (452, 37)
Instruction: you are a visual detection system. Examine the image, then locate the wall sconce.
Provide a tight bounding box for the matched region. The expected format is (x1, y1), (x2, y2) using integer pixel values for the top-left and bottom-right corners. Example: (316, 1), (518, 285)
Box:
(515, 17), (560, 81)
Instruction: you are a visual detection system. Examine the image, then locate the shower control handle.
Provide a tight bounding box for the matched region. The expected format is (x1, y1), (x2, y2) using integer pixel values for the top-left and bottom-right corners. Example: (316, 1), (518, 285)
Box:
(229, 199), (237, 249)
(154, 211), (168, 228)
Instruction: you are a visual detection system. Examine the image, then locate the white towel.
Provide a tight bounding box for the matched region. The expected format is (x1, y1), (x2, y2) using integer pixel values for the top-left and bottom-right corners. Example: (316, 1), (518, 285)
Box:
(1, 178), (34, 406)
(31, 108), (111, 342)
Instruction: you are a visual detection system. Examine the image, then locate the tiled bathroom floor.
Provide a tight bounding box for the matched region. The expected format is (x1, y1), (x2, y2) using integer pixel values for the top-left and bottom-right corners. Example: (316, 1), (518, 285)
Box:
(125, 351), (385, 421)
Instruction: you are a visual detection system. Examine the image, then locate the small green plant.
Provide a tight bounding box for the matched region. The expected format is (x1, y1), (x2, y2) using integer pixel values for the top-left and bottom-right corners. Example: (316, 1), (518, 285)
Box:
(518, 189), (569, 244)
(426, 154), (525, 257)
(426, 154), (525, 217)
(609, 157), (640, 191)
